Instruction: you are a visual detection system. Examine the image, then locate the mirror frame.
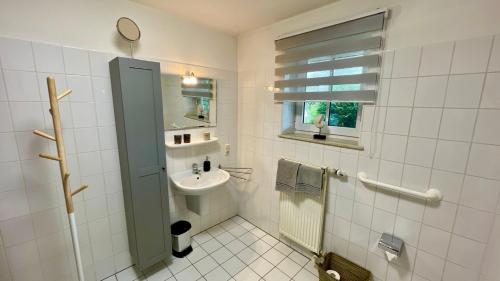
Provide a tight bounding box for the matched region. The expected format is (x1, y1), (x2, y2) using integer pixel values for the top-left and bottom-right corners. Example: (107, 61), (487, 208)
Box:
(116, 17), (141, 42)
(161, 73), (217, 131)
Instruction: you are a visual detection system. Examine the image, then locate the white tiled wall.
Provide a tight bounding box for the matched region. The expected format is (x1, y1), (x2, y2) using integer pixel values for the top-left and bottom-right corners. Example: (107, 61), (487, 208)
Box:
(237, 33), (500, 281)
(0, 36), (238, 281)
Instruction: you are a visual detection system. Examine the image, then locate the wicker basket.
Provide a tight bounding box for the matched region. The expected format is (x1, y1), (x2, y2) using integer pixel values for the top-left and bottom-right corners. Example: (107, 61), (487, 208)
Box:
(318, 252), (371, 281)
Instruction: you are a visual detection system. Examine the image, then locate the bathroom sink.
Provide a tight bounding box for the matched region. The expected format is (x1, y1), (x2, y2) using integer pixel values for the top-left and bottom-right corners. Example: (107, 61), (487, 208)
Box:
(170, 169), (230, 195)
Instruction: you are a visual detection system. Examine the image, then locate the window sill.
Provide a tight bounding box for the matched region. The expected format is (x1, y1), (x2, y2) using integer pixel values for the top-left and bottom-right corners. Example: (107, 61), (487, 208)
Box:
(278, 132), (364, 151)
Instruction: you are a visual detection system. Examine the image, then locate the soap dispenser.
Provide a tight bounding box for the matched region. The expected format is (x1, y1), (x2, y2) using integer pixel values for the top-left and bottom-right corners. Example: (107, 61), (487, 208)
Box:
(203, 156), (211, 172)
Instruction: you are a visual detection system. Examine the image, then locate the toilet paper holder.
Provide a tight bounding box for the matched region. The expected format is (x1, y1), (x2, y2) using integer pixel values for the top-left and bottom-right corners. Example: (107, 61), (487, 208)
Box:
(378, 233), (404, 257)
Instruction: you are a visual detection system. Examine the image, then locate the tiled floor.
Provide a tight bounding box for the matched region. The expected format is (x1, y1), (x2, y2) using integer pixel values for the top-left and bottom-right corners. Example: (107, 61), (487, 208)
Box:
(103, 216), (319, 281)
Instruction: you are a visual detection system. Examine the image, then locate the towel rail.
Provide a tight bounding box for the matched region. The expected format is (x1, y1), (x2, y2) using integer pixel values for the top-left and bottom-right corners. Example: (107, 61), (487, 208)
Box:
(357, 172), (443, 201)
(219, 165), (252, 181)
(280, 157), (346, 177)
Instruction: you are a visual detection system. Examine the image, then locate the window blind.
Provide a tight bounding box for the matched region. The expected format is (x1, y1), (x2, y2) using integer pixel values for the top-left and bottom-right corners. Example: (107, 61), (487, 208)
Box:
(182, 78), (214, 98)
(274, 12), (386, 103)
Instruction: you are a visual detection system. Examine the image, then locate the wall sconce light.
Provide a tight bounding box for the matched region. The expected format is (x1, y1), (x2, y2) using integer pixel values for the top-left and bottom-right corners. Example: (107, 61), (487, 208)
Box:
(182, 71), (198, 85)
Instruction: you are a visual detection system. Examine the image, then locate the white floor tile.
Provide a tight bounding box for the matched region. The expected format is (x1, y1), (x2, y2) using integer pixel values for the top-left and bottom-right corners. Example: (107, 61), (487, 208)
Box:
(108, 217), (319, 281)
(194, 256), (219, 275)
(207, 226), (226, 237)
(193, 231), (213, 244)
(222, 256), (246, 276)
(175, 265), (202, 281)
(292, 268), (316, 281)
(231, 216), (246, 224)
(116, 267), (142, 281)
(249, 240), (272, 255)
(273, 242), (293, 256)
(240, 221), (256, 231)
(211, 247), (233, 264)
(262, 248), (286, 266)
(201, 238), (223, 253)
(303, 261), (319, 277)
(261, 235), (279, 247)
(187, 246), (209, 264)
(276, 258), (301, 278)
(234, 267), (261, 281)
(264, 268), (290, 281)
(192, 240), (199, 248)
(240, 232), (259, 246)
(216, 231), (236, 244)
(145, 264), (173, 281)
(249, 257), (274, 277)
(204, 266), (231, 281)
(168, 257), (191, 274)
(250, 228), (266, 238)
(288, 252), (309, 267)
(221, 220), (239, 230)
(229, 225), (248, 237)
(237, 247), (260, 265)
(226, 239), (247, 254)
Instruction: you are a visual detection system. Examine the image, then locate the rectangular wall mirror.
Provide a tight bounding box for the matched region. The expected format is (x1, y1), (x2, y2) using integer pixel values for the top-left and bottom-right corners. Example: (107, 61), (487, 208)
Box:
(161, 74), (217, 130)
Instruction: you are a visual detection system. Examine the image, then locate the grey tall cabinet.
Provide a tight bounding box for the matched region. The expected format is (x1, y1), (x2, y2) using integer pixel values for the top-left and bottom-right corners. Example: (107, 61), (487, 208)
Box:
(109, 57), (171, 271)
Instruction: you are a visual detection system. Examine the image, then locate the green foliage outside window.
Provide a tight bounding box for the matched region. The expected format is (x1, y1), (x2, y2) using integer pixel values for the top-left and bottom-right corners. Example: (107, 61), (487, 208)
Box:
(303, 101), (358, 128)
(301, 65), (362, 129)
(199, 97), (210, 114)
(328, 102), (358, 128)
(303, 101), (327, 124)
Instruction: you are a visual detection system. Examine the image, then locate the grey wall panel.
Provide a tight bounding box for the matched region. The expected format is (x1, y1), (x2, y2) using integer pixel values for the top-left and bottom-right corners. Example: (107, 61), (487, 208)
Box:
(109, 57), (171, 271)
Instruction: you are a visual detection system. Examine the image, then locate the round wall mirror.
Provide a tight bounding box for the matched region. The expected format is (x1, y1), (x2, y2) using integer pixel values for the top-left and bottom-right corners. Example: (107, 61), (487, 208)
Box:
(116, 17), (141, 42)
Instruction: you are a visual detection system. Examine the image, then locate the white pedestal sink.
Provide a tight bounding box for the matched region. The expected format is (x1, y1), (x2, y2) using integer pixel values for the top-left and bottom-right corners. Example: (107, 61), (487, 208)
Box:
(170, 169), (230, 214)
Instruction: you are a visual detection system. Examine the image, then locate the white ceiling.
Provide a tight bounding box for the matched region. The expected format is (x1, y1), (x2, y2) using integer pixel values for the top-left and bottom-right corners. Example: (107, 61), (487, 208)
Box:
(132, 0), (338, 35)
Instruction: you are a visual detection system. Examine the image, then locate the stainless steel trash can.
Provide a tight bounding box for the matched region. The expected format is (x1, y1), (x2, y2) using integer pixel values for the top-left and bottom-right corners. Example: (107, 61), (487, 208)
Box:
(171, 220), (192, 258)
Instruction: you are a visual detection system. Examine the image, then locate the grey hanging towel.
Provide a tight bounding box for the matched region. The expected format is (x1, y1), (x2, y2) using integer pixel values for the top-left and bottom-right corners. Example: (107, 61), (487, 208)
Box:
(296, 164), (324, 196)
(275, 159), (300, 192)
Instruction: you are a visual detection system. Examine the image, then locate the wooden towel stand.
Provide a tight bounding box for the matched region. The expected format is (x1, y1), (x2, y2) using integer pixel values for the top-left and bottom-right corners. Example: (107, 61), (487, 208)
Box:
(33, 77), (87, 281)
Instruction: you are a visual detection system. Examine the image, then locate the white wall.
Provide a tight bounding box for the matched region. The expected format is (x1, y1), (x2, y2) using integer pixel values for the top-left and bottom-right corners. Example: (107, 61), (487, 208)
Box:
(239, 0), (500, 72)
(0, 35), (239, 281)
(237, 1), (500, 281)
(0, 0), (237, 71)
(0, 1), (239, 281)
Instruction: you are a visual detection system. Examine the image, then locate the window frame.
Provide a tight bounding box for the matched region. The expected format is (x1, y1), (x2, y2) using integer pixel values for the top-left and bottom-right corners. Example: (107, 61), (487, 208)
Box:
(293, 60), (364, 139)
(294, 101), (362, 138)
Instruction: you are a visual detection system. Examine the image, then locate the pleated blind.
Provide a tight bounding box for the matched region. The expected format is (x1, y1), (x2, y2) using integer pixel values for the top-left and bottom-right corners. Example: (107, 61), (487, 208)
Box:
(182, 78), (215, 98)
(274, 12), (386, 103)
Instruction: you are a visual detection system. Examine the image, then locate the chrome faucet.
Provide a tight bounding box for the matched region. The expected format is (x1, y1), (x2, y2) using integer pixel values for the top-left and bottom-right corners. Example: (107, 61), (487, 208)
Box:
(192, 163), (201, 175)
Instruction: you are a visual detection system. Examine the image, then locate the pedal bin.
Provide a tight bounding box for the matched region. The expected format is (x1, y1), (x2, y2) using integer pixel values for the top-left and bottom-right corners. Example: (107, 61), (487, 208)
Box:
(171, 220), (192, 258)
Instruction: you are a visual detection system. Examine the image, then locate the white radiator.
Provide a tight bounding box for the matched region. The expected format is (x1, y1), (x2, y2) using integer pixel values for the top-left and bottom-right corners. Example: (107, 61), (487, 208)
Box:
(279, 167), (327, 255)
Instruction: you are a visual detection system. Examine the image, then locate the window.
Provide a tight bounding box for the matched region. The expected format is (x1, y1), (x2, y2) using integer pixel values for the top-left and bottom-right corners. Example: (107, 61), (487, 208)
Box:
(328, 102), (358, 128)
(199, 97), (210, 114)
(296, 101), (361, 137)
(303, 101), (327, 124)
(274, 11), (386, 142)
(299, 62), (363, 137)
(302, 101), (359, 127)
